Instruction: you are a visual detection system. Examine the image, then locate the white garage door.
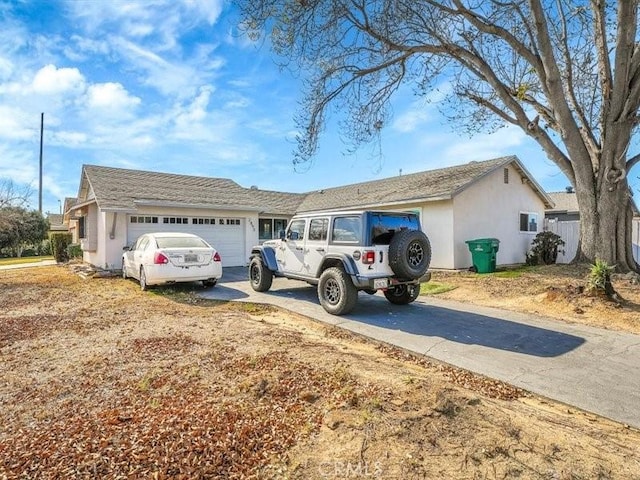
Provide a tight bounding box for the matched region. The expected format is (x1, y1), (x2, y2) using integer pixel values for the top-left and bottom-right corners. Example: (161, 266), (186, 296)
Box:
(127, 214), (246, 267)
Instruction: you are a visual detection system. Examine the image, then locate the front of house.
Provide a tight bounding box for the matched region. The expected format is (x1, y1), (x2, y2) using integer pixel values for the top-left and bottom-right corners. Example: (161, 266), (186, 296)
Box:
(68, 156), (552, 271)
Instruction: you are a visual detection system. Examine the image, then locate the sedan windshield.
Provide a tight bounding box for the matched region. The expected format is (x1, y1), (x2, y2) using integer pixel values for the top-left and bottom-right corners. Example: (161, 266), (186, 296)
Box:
(155, 237), (210, 249)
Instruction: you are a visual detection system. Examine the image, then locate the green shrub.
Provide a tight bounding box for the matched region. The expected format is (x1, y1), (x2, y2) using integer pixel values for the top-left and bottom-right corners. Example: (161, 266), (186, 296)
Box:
(50, 233), (72, 263)
(526, 231), (565, 266)
(587, 259), (616, 295)
(66, 243), (83, 259)
(38, 239), (52, 256)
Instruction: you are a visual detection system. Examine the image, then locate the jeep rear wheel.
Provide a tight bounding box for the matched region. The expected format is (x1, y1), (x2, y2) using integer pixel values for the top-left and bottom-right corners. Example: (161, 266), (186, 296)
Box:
(249, 257), (273, 292)
(318, 267), (358, 315)
(388, 230), (431, 279)
(384, 284), (420, 305)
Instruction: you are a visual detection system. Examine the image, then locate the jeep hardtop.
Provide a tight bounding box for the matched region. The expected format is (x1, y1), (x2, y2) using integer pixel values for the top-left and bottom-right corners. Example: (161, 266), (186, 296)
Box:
(248, 210), (431, 315)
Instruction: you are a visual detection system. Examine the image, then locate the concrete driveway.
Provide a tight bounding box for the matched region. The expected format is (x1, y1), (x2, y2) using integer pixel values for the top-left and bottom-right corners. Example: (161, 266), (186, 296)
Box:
(201, 267), (640, 429)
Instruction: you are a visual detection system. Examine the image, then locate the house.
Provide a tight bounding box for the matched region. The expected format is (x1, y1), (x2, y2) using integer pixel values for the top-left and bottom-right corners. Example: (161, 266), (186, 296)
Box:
(62, 197), (79, 243)
(297, 155), (553, 269)
(46, 213), (67, 235)
(545, 189), (640, 263)
(68, 156), (551, 270)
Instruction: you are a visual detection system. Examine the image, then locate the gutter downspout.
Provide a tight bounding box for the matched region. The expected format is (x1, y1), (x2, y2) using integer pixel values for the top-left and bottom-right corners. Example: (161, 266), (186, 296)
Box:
(109, 212), (117, 240)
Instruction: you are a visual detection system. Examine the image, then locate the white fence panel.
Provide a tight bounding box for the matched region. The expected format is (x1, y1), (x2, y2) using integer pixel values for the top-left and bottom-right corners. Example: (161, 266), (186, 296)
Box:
(546, 218), (640, 264)
(545, 219), (579, 264)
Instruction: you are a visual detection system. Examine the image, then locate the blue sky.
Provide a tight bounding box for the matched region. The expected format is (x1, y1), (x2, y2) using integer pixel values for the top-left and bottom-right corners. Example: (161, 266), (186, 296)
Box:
(0, 0), (597, 215)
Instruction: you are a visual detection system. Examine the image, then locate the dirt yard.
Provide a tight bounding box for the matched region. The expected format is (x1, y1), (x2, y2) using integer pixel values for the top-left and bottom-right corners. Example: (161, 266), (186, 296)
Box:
(1, 265), (639, 479)
(431, 264), (640, 335)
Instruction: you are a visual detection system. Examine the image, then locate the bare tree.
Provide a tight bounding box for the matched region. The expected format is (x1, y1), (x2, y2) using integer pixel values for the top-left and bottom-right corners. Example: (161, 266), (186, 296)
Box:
(0, 179), (32, 209)
(237, 0), (640, 271)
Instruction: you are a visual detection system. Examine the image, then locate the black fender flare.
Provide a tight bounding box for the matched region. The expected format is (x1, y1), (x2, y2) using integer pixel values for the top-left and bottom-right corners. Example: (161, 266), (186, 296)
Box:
(250, 246), (278, 271)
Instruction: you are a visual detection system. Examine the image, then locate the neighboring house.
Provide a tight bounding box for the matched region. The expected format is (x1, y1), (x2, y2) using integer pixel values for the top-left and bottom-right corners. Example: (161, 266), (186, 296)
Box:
(297, 156), (552, 269)
(68, 156), (551, 271)
(46, 213), (67, 235)
(545, 189), (640, 263)
(68, 165), (304, 269)
(62, 197), (79, 243)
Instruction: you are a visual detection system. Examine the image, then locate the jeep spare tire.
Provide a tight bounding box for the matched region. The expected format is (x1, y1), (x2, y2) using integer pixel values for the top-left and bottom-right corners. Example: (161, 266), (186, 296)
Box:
(388, 230), (431, 279)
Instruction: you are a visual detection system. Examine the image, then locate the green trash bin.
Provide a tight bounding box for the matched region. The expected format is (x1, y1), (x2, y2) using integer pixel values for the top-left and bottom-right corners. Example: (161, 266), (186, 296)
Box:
(465, 238), (500, 273)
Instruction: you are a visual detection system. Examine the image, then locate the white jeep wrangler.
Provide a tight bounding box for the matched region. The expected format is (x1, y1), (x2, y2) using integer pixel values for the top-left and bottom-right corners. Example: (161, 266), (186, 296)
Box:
(248, 210), (431, 315)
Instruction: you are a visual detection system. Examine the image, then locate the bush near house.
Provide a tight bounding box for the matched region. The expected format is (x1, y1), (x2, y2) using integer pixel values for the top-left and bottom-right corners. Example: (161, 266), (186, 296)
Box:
(526, 231), (565, 266)
(50, 233), (72, 263)
(66, 243), (82, 259)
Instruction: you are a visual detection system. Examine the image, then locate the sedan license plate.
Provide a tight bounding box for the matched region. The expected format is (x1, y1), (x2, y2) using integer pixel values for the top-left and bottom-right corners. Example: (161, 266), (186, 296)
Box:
(373, 278), (388, 289)
(184, 254), (198, 263)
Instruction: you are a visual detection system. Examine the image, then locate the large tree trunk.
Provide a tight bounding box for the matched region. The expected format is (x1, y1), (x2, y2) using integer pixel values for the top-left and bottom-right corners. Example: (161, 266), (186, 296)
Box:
(574, 170), (638, 272)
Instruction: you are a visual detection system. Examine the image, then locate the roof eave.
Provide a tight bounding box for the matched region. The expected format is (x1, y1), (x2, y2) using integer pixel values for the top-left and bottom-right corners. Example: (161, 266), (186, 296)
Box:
(296, 194), (453, 213)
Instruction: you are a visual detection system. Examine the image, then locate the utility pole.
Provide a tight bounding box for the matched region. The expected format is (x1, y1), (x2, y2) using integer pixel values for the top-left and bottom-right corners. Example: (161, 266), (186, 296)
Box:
(39, 112), (44, 214)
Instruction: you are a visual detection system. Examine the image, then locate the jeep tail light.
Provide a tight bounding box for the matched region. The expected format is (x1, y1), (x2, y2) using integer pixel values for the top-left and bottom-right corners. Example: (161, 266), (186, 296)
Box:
(362, 250), (375, 264)
(213, 252), (221, 262)
(154, 252), (169, 264)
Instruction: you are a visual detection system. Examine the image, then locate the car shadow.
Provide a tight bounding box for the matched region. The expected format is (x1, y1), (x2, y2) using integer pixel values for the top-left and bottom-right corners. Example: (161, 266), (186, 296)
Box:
(352, 297), (586, 357)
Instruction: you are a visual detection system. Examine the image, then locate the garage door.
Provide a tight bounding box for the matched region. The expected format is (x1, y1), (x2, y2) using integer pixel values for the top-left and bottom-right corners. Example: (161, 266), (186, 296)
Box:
(127, 215), (246, 267)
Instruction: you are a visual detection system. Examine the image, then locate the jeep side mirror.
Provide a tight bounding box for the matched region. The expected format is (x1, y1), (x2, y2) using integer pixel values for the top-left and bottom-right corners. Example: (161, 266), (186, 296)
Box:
(288, 231), (299, 241)
(122, 245), (131, 251)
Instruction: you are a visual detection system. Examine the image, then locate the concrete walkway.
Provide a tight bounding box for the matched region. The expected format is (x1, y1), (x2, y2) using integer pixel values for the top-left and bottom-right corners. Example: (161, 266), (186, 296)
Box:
(0, 259), (57, 270)
(201, 268), (640, 429)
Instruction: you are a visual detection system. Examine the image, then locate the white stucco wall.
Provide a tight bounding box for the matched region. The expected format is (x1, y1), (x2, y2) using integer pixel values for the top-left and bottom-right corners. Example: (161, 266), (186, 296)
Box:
(452, 164), (546, 269)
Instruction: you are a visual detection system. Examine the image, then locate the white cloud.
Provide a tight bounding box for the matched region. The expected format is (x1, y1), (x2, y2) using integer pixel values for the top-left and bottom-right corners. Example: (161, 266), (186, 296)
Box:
(442, 125), (526, 162)
(31, 64), (86, 95)
(0, 106), (36, 140)
(392, 105), (431, 133)
(86, 82), (141, 112)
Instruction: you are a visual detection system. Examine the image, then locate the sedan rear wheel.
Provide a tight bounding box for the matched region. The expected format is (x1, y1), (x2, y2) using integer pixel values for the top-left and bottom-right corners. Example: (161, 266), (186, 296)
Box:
(140, 267), (149, 291)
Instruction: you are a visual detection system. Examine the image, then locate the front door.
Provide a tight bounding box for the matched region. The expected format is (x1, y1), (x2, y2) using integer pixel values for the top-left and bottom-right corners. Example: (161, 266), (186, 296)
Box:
(277, 219), (306, 274)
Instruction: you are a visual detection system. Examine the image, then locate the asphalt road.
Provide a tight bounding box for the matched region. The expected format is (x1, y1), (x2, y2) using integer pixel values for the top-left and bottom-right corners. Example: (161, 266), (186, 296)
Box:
(200, 267), (640, 429)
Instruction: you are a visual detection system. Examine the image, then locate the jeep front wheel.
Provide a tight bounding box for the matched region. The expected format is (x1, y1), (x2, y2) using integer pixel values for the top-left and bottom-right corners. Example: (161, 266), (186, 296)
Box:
(318, 267), (358, 315)
(383, 284), (420, 305)
(249, 257), (273, 292)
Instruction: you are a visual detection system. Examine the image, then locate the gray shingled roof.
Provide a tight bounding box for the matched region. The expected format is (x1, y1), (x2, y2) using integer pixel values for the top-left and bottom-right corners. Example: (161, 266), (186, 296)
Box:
(82, 165), (305, 215)
(296, 156), (550, 212)
(547, 190), (640, 216)
(546, 192), (578, 213)
(80, 156), (550, 217)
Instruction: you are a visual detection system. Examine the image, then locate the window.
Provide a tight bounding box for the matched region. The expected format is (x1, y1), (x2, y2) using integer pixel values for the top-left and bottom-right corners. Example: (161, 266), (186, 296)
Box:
(504, 168), (509, 184)
(520, 212), (538, 233)
(332, 216), (362, 243)
(130, 216), (158, 224)
(308, 218), (328, 241)
(287, 219), (306, 240)
(370, 212), (420, 245)
(259, 219), (272, 240)
(191, 217), (216, 225)
(78, 216), (86, 239)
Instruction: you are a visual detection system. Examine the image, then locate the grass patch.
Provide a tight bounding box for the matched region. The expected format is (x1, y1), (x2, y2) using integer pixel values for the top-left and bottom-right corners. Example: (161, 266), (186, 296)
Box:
(488, 266), (537, 278)
(420, 281), (457, 295)
(0, 256), (54, 266)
